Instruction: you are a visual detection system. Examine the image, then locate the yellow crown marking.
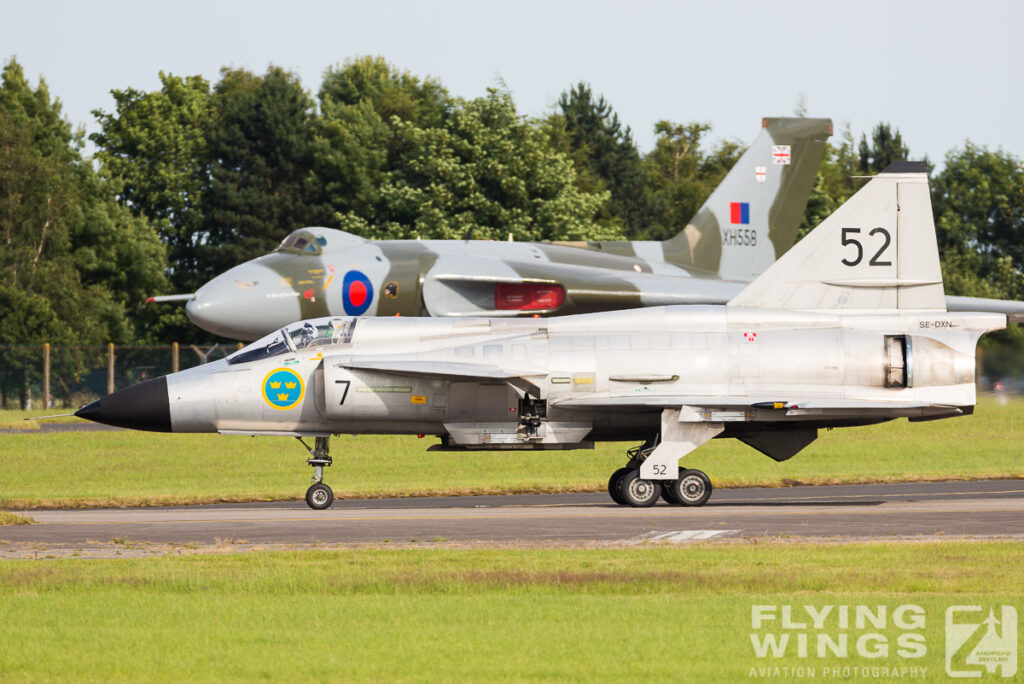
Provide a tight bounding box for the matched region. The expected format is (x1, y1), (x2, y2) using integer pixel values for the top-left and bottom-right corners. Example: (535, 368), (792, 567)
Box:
(269, 381), (281, 389)
(277, 393), (290, 401)
(285, 382), (297, 389)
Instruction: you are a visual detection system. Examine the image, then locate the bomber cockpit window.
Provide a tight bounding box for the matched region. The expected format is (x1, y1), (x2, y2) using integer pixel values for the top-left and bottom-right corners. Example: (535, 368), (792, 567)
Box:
(228, 318), (357, 365)
(276, 230), (327, 256)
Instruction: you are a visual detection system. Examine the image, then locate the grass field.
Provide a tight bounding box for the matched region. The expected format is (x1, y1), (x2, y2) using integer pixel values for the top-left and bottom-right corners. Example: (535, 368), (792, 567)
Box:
(0, 411), (79, 430)
(0, 511), (33, 525)
(1, 396), (1022, 508)
(0, 542), (1019, 681)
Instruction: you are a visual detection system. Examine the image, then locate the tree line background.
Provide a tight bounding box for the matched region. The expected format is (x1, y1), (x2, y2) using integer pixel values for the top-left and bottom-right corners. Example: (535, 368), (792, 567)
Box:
(2, 55), (1023, 403)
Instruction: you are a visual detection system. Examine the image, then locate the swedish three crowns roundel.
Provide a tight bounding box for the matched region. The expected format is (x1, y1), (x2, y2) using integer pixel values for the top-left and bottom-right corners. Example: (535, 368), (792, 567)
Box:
(262, 368), (305, 410)
(342, 270), (374, 316)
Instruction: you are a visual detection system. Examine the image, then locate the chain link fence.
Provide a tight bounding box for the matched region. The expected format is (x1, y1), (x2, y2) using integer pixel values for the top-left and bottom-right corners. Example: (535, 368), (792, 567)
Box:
(0, 343), (242, 410)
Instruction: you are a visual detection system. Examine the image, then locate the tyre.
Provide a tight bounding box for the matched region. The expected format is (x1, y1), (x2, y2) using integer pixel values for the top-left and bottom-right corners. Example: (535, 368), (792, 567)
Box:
(608, 467), (632, 505)
(618, 470), (661, 508)
(305, 482), (334, 510)
(661, 482), (682, 505)
(670, 469), (712, 507)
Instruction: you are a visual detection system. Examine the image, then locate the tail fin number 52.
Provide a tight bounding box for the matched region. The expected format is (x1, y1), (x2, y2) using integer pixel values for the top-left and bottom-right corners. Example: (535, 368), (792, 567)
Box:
(841, 227), (892, 267)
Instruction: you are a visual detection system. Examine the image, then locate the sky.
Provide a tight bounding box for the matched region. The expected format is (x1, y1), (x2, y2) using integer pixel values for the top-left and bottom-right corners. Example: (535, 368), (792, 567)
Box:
(4, 0), (1023, 166)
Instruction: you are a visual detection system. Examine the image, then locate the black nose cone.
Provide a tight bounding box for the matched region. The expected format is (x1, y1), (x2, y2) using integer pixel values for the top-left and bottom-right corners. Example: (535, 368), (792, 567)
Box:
(75, 376), (172, 432)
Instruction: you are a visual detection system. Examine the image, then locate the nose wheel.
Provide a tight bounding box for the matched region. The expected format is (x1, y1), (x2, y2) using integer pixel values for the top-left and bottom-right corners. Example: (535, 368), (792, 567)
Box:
(296, 436), (335, 510)
(306, 482), (334, 510)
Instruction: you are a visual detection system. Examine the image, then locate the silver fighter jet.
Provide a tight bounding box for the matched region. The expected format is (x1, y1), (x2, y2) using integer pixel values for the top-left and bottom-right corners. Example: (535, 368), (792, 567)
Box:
(174, 118), (833, 340)
(82, 162), (1010, 510)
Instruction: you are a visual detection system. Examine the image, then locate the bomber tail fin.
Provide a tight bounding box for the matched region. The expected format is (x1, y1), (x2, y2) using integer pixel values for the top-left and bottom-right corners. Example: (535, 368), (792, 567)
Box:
(728, 162), (946, 311)
(661, 117), (832, 280)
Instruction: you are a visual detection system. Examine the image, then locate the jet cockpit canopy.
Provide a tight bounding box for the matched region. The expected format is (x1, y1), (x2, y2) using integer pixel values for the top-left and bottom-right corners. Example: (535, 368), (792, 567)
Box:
(227, 318), (357, 365)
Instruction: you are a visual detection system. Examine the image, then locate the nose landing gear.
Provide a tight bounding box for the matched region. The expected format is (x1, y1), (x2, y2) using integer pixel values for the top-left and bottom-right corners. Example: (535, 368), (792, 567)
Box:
(296, 436), (334, 510)
(306, 482), (334, 510)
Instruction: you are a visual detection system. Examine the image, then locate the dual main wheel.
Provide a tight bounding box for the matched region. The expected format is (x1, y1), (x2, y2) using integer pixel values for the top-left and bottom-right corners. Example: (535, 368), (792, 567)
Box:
(607, 467), (632, 505)
(663, 469), (713, 507)
(607, 468), (712, 508)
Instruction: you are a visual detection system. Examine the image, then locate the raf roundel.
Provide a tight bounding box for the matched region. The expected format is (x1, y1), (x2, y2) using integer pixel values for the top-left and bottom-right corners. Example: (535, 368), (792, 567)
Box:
(341, 270), (374, 316)
(262, 368), (305, 410)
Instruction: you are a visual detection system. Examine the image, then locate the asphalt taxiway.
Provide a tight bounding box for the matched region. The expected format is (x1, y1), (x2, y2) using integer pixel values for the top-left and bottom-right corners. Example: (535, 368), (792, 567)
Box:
(4, 480), (1024, 547)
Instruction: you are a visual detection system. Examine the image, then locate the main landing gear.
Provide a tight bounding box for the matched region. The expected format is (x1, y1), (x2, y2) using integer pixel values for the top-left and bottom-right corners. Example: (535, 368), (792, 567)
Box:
(607, 441), (712, 508)
(297, 436), (334, 510)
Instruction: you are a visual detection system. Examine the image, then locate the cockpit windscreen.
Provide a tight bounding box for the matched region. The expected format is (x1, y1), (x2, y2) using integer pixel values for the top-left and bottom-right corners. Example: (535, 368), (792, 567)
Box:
(228, 318), (356, 365)
(276, 231), (327, 255)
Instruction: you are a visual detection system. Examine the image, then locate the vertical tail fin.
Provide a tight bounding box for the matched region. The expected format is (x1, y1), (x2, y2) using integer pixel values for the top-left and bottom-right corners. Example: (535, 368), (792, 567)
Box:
(661, 117), (832, 280)
(728, 162), (946, 311)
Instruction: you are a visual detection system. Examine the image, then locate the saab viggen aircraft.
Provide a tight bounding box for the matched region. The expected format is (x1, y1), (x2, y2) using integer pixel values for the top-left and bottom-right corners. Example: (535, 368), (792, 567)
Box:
(167, 117), (833, 340)
(82, 163), (1014, 509)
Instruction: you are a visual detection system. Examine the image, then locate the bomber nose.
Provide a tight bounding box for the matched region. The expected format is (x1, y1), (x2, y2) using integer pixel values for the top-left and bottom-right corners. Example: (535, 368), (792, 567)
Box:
(75, 376), (172, 432)
(186, 273), (252, 339)
(184, 289), (223, 335)
(187, 262), (302, 341)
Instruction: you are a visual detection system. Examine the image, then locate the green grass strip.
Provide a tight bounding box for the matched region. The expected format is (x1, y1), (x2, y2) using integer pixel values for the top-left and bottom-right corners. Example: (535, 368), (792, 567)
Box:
(0, 542), (1020, 681)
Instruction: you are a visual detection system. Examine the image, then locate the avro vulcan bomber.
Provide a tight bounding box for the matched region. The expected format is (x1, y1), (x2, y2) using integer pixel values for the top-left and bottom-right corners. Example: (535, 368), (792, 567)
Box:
(79, 163), (1009, 510)
(173, 117), (834, 340)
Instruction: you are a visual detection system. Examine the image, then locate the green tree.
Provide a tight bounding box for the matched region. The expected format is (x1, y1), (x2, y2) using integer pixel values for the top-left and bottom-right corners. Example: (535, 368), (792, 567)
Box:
(1, 59), (168, 403)
(313, 98), (391, 231)
(0, 285), (62, 408)
(337, 89), (616, 242)
(642, 120), (743, 241)
(92, 73), (211, 294)
(203, 66), (331, 274)
(319, 56), (451, 130)
(798, 123), (859, 238)
(556, 83), (651, 236)
(799, 122), (922, 239)
(857, 122), (910, 174)
(315, 57), (455, 227)
(1, 60), (165, 341)
(932, 142), (1024, 301)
